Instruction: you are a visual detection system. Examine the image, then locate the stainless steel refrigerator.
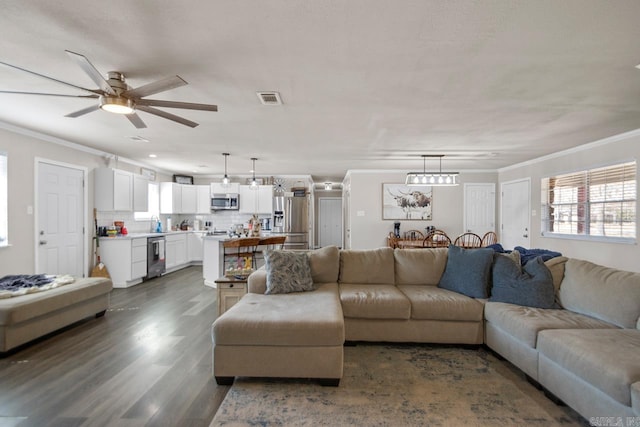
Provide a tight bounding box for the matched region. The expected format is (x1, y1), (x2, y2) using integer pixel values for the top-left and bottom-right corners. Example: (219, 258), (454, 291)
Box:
(272, 194), (309, 250)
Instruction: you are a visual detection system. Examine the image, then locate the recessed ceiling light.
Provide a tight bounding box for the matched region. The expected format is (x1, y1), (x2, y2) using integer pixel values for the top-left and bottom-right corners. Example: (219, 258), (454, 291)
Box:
(149, 154), (157, 158)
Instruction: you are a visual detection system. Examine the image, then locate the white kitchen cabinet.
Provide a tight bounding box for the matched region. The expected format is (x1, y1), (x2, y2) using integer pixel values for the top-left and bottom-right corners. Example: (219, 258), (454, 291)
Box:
(239, 185), (273, 214)
(211, 182), (239, 195)
(98, 237), (148, 288)
(181, 185), (197, 213)
(133, 174), (149, 212)
(160, 182), (183, 214)
(95, 168), (133, 211)
(188, 232), (205, 261)
(196, 185), (211, 214)
(165, 233), (187, 270)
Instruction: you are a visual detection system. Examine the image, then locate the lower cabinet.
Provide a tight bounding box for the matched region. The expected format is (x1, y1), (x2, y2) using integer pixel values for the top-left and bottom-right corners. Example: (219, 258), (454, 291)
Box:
(99, 237), (148, 288)
(216, 280), (248, 316)
(166, 233), (187, 270)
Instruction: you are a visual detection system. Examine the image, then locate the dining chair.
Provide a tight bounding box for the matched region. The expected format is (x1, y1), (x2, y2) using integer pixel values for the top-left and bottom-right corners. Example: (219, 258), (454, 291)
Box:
(223, 237), (262, 275)
(398, 230), (425, 249)
(481, 231), (498, 247)
(422, 230), (451, 248)
(387, 232), (398, 248)
(453, 232), (482, 249)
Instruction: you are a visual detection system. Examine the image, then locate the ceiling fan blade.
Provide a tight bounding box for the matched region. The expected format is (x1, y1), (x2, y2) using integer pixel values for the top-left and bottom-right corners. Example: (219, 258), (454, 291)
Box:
(136, 105), (198, 128)
(0, 60), (100, 95)
(0, 90), (99, 99)
(65, 50), (115, 95)
(126, 113), (147, 129)
(124, 75), (187, 99)
(136, 99), (218, 111)
(65, 104), (100, 118)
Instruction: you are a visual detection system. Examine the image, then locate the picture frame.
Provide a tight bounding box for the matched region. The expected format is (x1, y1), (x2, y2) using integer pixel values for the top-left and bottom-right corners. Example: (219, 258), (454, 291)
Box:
(173, 174), (194, 185)
(140, 167), (156, 181)
(382, 183), (433, 220)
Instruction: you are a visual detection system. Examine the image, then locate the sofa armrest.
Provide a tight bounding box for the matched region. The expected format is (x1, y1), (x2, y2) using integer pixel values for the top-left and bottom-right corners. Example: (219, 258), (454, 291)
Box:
(248, 268), (267, 294)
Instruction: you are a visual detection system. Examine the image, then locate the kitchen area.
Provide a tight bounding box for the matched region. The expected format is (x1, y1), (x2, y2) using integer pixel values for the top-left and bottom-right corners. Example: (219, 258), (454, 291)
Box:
(94, 167), (314, 289)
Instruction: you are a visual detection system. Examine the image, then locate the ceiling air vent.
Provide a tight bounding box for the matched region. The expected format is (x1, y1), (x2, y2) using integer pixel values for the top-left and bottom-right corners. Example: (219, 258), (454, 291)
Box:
(257, 91), (282, 105)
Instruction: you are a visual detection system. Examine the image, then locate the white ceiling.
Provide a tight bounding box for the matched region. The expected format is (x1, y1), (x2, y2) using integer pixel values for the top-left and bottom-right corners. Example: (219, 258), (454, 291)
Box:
(1, 1), (640, 184)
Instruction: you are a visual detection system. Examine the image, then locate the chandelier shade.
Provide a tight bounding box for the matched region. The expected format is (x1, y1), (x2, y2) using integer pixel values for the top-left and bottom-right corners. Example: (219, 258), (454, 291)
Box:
(405, 155), (459, 187)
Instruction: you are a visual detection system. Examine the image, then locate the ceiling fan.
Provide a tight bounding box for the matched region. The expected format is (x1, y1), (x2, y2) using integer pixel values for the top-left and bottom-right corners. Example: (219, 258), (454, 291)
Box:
(0, 50), (217, 128)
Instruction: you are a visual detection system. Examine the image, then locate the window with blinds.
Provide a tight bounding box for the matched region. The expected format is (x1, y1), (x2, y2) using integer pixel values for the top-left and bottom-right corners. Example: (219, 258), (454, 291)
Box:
(0, 152), (6, 246)
(541, 161), (636, 241)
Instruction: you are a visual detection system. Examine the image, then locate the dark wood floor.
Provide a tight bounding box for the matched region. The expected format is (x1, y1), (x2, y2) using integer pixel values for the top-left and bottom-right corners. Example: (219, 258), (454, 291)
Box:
(0, 266), (229, 427)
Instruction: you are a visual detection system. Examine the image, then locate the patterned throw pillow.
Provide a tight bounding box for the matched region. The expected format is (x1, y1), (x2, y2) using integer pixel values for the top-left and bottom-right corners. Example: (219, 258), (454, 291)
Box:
(264, 250), (314, 295)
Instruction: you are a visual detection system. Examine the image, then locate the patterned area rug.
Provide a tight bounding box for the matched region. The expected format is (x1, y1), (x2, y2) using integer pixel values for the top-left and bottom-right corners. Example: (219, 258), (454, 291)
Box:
(211, 344), (589, 426)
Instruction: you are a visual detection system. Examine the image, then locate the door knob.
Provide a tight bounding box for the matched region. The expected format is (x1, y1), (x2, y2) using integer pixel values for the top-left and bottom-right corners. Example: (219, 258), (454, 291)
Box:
(39, 240), (47, 245)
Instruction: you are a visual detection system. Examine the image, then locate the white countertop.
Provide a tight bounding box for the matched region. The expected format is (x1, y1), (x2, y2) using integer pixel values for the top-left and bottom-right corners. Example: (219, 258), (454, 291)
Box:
(98, 230), (208, 240)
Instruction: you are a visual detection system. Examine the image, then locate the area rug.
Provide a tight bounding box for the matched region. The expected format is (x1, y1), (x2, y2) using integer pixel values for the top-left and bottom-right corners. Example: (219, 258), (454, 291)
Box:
(211, 344), (589, 426)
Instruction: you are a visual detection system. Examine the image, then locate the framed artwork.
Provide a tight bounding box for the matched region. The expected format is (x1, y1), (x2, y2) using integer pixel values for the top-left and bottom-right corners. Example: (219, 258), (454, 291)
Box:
(140, 167), (156, 181)
(382, 183), (433, 220)
(173, 174), (194, 185)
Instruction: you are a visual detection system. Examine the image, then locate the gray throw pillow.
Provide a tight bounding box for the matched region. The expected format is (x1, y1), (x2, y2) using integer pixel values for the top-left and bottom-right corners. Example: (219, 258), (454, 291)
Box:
(264, 250), (314, 295)
(490, 255), (555, 308)
(438, 245), (494, 298)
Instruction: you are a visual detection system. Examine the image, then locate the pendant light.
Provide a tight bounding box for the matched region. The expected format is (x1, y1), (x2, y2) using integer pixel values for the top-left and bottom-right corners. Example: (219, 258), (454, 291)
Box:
(250, 157), (259, 190)
(405, 154), (459, 187)
(221, 153), (230, 187)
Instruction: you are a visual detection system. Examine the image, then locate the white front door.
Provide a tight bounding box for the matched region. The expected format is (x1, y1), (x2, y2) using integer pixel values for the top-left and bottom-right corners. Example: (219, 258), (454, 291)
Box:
(463, 183), (495, 236)
(37, 161), (85, 277)
(318, 197), (343, 248)
(500, 178), (531, 250)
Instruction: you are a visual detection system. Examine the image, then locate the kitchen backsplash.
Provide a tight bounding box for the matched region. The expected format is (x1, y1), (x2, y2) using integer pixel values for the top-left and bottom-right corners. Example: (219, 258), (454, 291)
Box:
(96, 210), (271, 234)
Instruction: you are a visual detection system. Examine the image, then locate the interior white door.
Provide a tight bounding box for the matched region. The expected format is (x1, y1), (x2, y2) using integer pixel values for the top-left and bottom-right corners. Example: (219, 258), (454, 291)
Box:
(501, 178), (531, 250)
(318, 198), (342, 248)
(37, 161), (85, 277)
(463, 183), (495, 236)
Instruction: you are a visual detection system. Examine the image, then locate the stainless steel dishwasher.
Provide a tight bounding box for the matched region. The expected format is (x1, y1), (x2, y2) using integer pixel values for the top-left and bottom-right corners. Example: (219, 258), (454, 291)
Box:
(146, 236), (166, 279)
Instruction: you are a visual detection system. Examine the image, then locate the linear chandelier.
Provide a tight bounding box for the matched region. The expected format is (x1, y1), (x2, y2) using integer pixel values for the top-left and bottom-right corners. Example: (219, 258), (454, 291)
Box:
(405, 154), (459, 186)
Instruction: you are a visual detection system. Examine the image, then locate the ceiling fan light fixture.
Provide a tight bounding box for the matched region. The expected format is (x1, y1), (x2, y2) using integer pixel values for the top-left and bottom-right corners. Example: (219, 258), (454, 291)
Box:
(100, 95), (135, 115)
(405, 155), (459, 187)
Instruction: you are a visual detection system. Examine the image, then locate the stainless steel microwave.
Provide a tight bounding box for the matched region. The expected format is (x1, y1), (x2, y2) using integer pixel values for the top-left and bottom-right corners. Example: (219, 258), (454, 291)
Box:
(211, 193), (239, 210)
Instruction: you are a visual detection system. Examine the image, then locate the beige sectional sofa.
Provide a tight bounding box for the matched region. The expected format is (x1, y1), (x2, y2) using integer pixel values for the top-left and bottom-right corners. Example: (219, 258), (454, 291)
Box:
(211, 245), (640, 421)
(0, 277), (113, 354)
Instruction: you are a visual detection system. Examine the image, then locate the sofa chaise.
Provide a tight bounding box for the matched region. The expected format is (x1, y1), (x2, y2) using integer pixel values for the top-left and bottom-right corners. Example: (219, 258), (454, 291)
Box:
(211, 245), (640, 421)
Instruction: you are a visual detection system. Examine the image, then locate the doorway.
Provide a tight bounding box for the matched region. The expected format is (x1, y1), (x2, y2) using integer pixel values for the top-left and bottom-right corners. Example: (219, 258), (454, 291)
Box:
(36, 159), (87, 277)
(500, 178), (531, 250)
(318, 197), (342, 248)
(463, 183), (495, 237)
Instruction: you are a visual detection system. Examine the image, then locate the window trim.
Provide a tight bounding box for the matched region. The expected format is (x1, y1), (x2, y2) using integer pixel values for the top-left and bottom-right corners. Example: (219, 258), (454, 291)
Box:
(541, 159), (637, 244)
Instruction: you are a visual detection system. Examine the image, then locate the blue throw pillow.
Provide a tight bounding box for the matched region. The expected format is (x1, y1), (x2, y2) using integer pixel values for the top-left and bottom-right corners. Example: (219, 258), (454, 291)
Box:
(438, 245), (494, 298)
(490, 255), (555, 308)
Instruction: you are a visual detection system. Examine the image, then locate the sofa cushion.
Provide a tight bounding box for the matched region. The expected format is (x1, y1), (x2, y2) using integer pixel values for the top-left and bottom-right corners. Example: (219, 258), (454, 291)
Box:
(264, 250), (314, 294)
(632, 382), (640, 416)
(339, 284), (410, 320)
(309, 245), (340, 284)
(538, 329), (640, 407)
(394, 248), (447, 286)
(213, 283), (344, 346)
(484, 302), (617, 348)
(559, 259), (640, 329)
(438, 245), (494, 298)
(339, 248), (395, 285)
(397, 285), (484, 321)
(490, 256), (555, 309)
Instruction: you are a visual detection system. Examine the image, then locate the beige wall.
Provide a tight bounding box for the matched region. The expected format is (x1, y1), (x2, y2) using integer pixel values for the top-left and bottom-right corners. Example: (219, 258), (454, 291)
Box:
(345, 171), (498, 249)
(498, 130), (640, 272)
(0, 125), (159, 275)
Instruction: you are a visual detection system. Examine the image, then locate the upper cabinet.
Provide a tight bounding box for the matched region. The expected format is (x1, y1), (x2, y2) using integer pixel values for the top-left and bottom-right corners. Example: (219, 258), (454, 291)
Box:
(211, 182), (239, 195)
(239, 185), (273, 214)
(95, 168), (148, 212)
(161, 183), (211, 214)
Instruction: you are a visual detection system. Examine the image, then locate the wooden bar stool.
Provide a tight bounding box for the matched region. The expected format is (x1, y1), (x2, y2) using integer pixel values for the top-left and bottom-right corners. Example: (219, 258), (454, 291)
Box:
(222, 237), (261, 277)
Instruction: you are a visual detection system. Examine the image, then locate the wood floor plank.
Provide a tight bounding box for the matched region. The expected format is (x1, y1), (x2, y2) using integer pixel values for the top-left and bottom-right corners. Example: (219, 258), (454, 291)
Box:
(0, 266), (228, 426)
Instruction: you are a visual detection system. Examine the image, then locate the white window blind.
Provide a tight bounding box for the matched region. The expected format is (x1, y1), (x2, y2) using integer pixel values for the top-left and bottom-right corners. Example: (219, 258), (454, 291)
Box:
(541, 161), (636, 241)
(0, 153), (6, 246)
